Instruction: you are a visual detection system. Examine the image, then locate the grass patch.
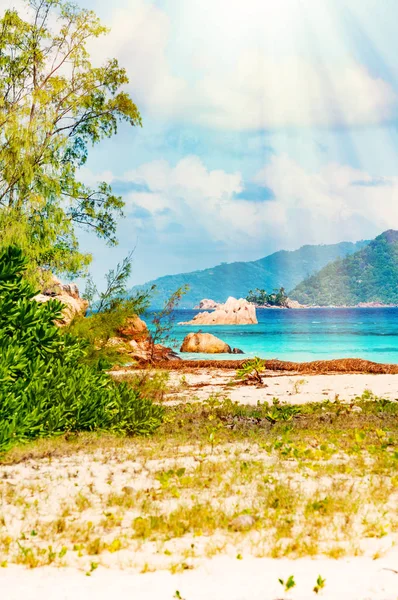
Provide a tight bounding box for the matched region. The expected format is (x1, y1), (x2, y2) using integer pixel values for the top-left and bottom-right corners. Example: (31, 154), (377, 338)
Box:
(1, 393), (398, 570)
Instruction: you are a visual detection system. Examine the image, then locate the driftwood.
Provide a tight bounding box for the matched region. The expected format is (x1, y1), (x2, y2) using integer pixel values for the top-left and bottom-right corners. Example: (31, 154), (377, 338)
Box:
(153, 357), (398, 375)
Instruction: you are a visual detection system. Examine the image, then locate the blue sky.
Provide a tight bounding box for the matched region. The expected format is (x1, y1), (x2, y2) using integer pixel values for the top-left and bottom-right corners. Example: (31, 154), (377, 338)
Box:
(6, 0), (398, 287)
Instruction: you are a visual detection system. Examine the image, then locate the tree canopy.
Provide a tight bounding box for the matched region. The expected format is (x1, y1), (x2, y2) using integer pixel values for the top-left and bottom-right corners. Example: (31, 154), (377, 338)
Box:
(0, 0), (141, 284)
(247, 287), (288, 307)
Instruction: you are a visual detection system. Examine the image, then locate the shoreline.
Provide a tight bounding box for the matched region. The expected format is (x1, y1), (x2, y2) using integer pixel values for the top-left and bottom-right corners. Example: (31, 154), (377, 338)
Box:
(149, 357), (398, 375)
(177, 304), (398, 311)
(247, 304), (398, 310)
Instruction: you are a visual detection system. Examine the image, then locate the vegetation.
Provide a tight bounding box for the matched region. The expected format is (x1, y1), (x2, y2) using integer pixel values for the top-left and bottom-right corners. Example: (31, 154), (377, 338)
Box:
(1, 393), (398, 573)
(67, 253), (152, 366)
(291, 230), (398, 306)
(246, 286), (288, 307)
(279, 575), (296, 593)
(149, 285), (189, 359)
(0, 246), (163, 452)
(130, 240), (369, 308)
(314, 575), (327, 594)
(0, 0), (141, 285)
(236, 357), (266, 385)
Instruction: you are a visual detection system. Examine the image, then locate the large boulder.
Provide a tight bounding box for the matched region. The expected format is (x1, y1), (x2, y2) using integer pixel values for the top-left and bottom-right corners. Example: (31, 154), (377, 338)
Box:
(180, 332), (232, 354)
(180, 297), (257, 326)
(117, 315), (148, 342)
(108, 316), (180, 362)
(34, 276), (88, 326)
(107, 336), (180, 362)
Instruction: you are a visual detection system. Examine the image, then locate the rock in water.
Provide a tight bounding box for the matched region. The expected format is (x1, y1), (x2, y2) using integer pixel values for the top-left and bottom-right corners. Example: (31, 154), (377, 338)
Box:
(180, 332), (232, 354)
(232, 347), (244, 354)
(194, 298), (221, 310)
(180, 297), (257, 325)
(285, 298), (305, 309)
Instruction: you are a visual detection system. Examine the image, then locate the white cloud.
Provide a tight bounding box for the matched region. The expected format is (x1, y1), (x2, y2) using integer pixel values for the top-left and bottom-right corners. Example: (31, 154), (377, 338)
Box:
(196, 54), (397, 129)
(109, 154), (398, 252)
(89, 0), (188, 119)
(79, 151), (398, 284)
(88, 0), (397, 129)
(2, 0), (397, 129)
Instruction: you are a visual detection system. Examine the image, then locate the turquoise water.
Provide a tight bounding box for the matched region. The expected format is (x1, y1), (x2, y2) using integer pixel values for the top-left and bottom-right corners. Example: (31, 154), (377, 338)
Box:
(150, 308), (398, 363)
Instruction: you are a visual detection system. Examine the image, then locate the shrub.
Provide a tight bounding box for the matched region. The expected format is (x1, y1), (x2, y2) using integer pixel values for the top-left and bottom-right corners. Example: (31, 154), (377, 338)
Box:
(0, 246), (163, 452)
(67, 253), (152, 366)
(236, 357), (266, 385)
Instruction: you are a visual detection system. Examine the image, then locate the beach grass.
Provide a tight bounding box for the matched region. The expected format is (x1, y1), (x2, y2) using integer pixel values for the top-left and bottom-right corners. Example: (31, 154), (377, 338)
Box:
(1, 391), (398, 572)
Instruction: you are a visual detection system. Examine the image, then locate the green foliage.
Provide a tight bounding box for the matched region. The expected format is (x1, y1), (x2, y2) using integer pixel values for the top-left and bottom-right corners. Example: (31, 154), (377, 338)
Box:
(0, 0), (141, 283)
(236, 357), (266, 385)
(149, 285), (189, 358)
(68, 253), (152, 365)
(130, 240), (369, 308)
(264, 402), (301, 425)
(291, 230), (398, 306)
(93, 251), (136, 313)
(0, 246), (163, 452)
(313, 575), (326, 594)
(278, 575), (296, 592)
(247, 286), (288, 307)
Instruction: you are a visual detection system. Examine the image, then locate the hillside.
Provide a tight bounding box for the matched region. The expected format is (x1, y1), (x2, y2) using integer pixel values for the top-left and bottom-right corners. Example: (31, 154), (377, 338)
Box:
(131, 240), (369, 308)
(290, 230), (398, 306)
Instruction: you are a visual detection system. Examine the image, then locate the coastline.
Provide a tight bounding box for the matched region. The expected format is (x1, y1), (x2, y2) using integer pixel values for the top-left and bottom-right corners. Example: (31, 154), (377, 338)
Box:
(186, 303), (398, 311)
(255, 303), (398, 309)
(150, 357), (398, 374)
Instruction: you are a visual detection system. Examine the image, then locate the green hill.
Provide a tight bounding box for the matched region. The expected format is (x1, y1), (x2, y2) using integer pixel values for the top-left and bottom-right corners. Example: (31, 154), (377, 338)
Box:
(290, 230), (398, 306)
(131, 240), (369, 308)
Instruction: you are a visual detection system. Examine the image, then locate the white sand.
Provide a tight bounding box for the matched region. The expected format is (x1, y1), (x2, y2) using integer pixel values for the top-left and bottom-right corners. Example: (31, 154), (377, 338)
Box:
(3, 371), (398, 598)
(161, 370), (398, 405)
(2, 554), (398, 599)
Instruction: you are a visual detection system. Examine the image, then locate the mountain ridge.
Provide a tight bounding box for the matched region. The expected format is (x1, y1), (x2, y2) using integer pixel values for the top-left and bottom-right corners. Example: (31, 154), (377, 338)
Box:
(290, 230), (398, 306)
(131, 239), (369, 308)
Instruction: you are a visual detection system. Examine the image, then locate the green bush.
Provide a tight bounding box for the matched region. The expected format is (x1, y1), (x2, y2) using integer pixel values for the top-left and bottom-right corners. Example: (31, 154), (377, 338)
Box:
(0, 246), (163, 452)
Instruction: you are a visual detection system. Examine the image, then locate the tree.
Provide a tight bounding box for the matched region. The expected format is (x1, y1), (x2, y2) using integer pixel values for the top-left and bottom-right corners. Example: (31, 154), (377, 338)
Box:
(0, 0), (141, 284)
(246, 287), (288, 307)
(149, 285), (189, 361)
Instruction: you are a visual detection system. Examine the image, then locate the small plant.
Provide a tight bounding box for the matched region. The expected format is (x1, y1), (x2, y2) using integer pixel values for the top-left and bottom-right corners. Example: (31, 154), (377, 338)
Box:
(236, 357), (266, 385)
(278, 575), (296, 593)
(313, 575), (326, 594)
(174, 591), (185, 599)
(291, 378), (307, 394)
(86, 561), (99, 576)
(265, 405), (301, 424)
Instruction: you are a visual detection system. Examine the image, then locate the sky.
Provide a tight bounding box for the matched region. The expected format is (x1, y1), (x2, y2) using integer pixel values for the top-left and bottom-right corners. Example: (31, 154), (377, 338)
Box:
(4, 0), (398, 288)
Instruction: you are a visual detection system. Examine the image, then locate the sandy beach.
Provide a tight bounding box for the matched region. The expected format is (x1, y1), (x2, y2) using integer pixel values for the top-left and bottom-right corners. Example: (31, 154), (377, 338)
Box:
(2, 366), (398, 599)
(113, 367), (398, 405)
(2, 554), (398, 600)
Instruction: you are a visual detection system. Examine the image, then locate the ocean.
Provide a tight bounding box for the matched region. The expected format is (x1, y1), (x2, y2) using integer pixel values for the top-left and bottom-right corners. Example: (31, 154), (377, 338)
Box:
(147, 307), (398, 363)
